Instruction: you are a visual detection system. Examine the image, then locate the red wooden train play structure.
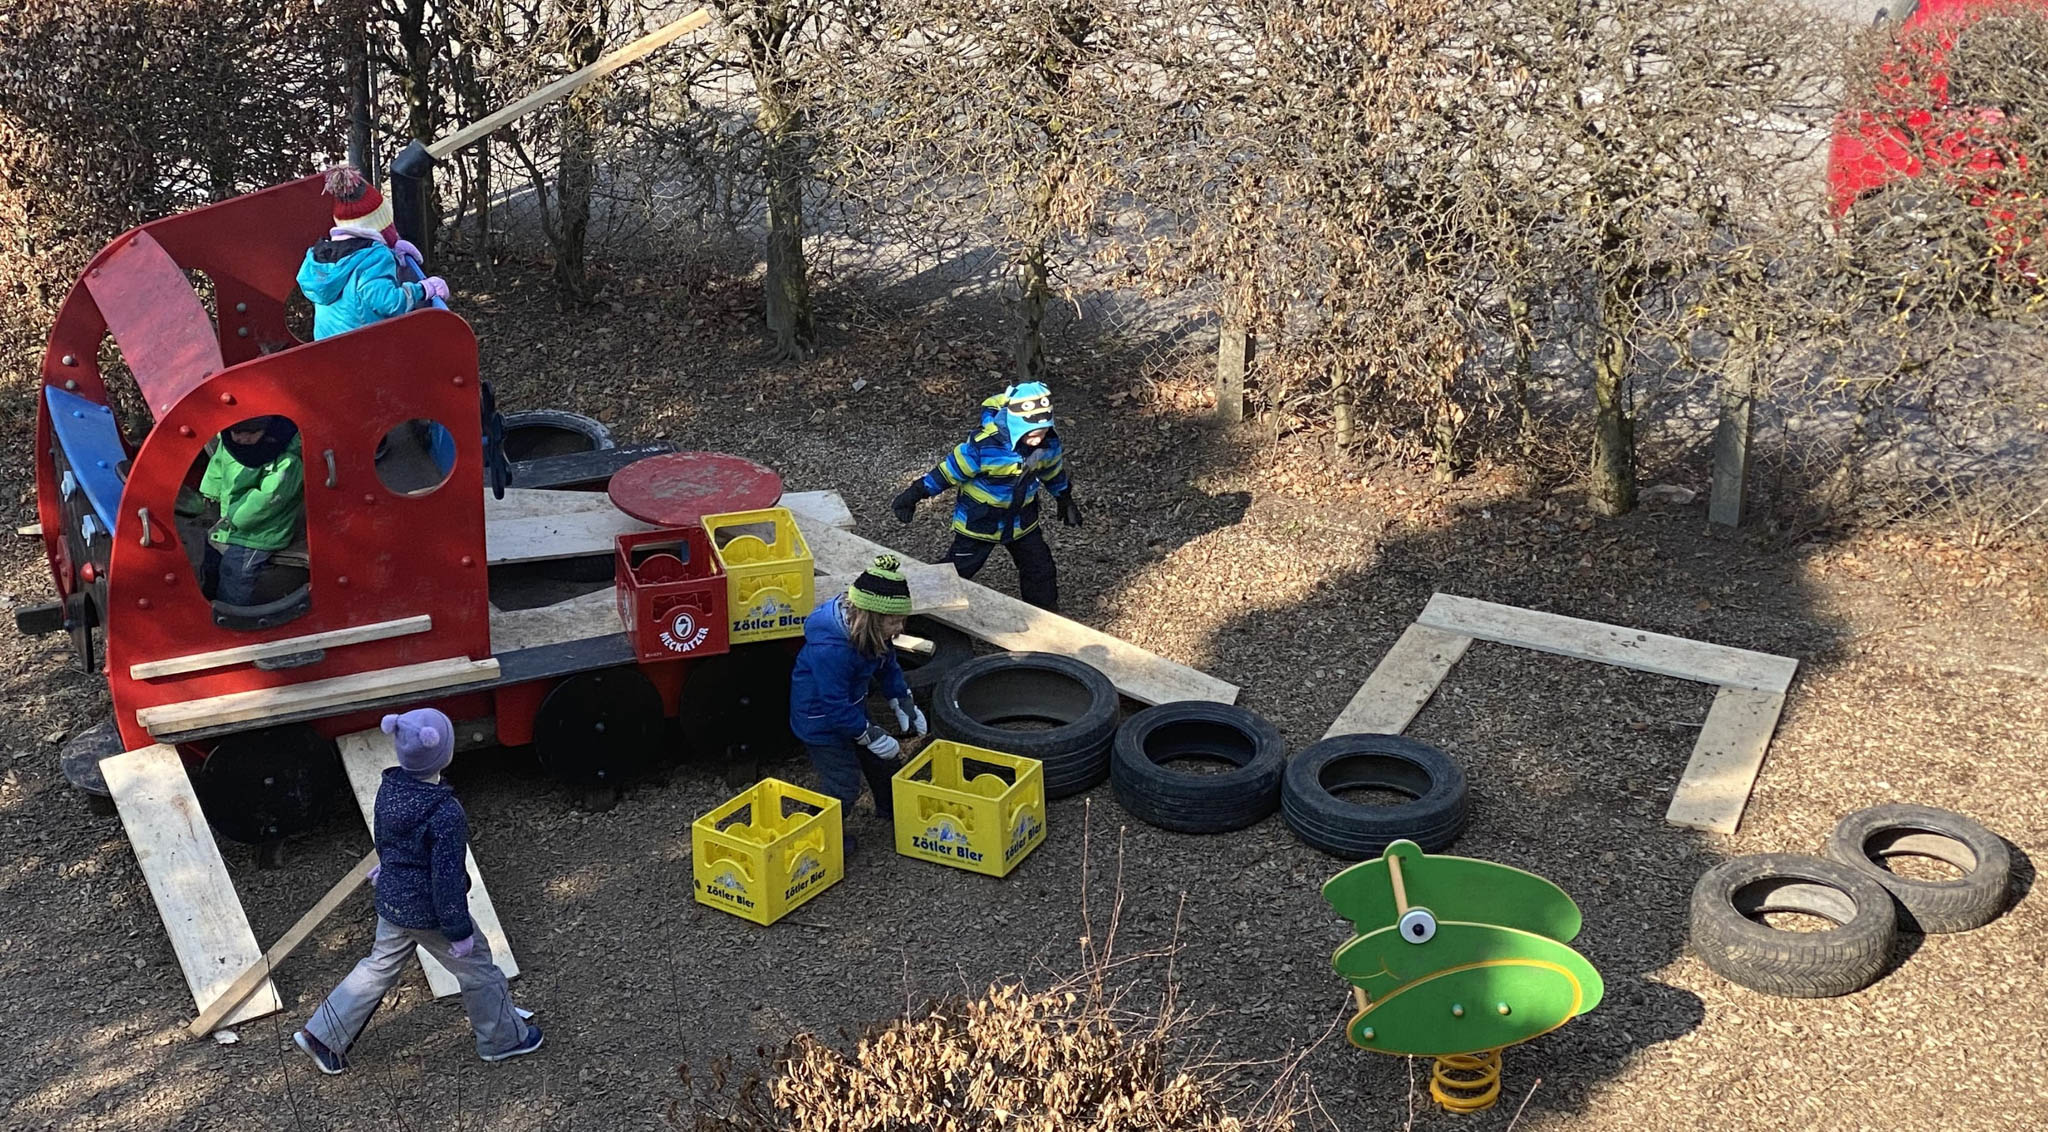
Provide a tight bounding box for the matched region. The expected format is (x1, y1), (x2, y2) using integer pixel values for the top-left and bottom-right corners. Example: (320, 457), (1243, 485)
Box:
(18, 171), (820, 840)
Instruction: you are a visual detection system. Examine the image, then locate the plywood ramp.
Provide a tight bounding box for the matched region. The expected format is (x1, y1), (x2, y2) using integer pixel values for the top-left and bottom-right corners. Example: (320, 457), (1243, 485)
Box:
(1323, 625), (1472, 738)
(101, 746), (282, 1028)
(335, 730), (519, 996)
(782, 496), (1238, 706)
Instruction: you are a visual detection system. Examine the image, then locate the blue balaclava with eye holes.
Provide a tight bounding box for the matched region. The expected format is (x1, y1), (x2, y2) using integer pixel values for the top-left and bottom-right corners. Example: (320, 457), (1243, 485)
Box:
(992, 382), (1055, 449)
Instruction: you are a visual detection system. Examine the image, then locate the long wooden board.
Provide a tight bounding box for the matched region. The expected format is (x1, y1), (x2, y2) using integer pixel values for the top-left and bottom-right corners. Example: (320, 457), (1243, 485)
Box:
(489, 588), (622, 653)
(102, 746), (282, 1028)
(189, 850), (379, 1037)
(130, 615), (433, 680)
(336, 731), (519, 995)
(1324, 625), (1473, 738)
(482, 488), (619, 520)
(1417, 593), (1798, 693)
(137, 657), (500, 737)
(428, 9), (713, 159)
(781, 498), (1238, 706)
(1666, 686), (1788, 835)
(486, 509), (655, 566)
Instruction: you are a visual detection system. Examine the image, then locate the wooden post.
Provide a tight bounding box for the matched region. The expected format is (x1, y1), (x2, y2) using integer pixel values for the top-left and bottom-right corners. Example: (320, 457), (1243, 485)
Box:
(1710, 330), (1756, 528)
(1215, 323), (1253, 424)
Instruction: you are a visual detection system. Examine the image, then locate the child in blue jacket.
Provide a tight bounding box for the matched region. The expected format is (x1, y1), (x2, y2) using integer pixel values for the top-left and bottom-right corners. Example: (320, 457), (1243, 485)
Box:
(789, 555), (927, 852)
(296, 167), (447, 340)
(890, 381), (1081, 611)
(294, 708), (540, 1074)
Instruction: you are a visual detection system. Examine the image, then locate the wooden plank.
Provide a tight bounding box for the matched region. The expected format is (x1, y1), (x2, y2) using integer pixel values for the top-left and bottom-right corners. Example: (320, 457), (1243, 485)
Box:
(16, 522), (40, 538)
(101, 746), (281, 1028)
(336, 730), (519, 995)
(489, 588), (621, 654)
(429, 8), (713, 159)
(780, 490), (856, 530)
(137, 657), (500, 737)
(485, 509), (655, 566)
(1324, 625), (1473, 738)
(482, 488), (619, 520)
(781, 497), (1238, 706)
(1666, 686), (1788, 835)
(189, 850), (378, 1038)
(818, 562), (970, 614)
(130, 615), (433, 680)
(892, 634), (936, 658)
(1416, 593), (1798, 694)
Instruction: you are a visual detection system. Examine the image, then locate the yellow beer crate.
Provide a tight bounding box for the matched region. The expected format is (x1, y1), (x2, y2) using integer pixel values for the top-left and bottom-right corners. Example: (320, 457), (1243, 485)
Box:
(692, 778), (843, 925)
(703, 507), (815, 644)
(891, 741), (1047, 877)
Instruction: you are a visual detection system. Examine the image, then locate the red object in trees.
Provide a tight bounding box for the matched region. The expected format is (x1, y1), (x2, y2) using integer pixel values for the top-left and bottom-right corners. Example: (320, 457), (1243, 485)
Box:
(606, 451), (783, 527)
(1827, 0), (2044, 241)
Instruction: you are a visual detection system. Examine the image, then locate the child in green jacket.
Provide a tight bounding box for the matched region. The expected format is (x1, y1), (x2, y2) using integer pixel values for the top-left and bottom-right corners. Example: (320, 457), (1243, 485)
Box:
(200, 416), (305, 606)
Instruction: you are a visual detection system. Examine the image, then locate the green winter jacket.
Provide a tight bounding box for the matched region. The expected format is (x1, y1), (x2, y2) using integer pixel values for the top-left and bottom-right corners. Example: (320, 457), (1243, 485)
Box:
(200, 438), (305, 551)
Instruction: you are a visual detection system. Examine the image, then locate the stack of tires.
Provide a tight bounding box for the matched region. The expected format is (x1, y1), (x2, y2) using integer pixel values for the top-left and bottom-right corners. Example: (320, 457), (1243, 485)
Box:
(1689, 804), (2010, 997)
(930, 653), (1120, 797)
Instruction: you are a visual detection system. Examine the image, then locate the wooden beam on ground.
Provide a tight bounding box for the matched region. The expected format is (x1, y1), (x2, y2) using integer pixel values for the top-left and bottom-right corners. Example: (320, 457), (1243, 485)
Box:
(16, 522), (39, 538)
(188, 851), (378, 1038)
(1324, 625), (1473, 738)
(1667, 686), (1788, 835)
(137, 657), (500, 737)
(489, 588), (621, 653)
(818, 562), (969, 614)
(336, 731), (519, 995)
(130, 615), (433, 681)
(1416, 593), (1797, 693)
(427, 9), (714, 160)
(102, 746), (281, 1029)
(782, 496), (1238, 706)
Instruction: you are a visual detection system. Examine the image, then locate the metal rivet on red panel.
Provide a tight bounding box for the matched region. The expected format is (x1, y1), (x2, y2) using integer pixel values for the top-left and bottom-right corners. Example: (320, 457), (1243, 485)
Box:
(64, 380), (77, 390)
(235, 302), (248, 313)
(461, 556), (475, 567)
(60, 354), (75, 366)
(362, 494), (375, 504)
(178, 425), (194, 437)
(237, 327), (249, 338)
(163, 574), (176, 585)
(219, 393), (235, 405)
(337, 576), (349, 586)
(453, 376), (466, 386)
(136, 598), (150, 610)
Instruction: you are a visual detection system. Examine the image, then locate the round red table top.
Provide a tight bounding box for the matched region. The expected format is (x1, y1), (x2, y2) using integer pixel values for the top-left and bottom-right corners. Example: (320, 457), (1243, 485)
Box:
(606, 451), (784, 527)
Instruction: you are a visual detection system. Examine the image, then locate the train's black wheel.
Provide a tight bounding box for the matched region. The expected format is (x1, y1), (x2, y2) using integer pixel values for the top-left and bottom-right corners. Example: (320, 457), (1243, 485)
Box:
(678, 642), (798, 785)
(534, 668), (664, 804)
(194, 725), (345, 844)
(59, 719), (124, 815)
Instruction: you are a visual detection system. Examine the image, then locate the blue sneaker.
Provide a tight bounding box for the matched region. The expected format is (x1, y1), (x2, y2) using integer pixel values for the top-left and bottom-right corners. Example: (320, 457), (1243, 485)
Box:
(482, 1023), (544, 1063)
(292, 1030), (346, 1075)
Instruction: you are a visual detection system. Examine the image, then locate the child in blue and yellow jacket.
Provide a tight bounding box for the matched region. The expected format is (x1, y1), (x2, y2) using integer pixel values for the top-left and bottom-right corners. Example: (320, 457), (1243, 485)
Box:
(890, 381), (1080, 611)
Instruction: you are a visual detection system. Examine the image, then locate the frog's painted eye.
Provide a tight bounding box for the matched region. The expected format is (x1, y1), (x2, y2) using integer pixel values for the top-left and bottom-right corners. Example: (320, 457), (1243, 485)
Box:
(1398, 907), (1438, 944)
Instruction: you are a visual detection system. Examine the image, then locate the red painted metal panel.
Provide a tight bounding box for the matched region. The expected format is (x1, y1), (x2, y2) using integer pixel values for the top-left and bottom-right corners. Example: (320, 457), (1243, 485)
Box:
(103, 308), (492, 752)
(81, 231), (227, 419)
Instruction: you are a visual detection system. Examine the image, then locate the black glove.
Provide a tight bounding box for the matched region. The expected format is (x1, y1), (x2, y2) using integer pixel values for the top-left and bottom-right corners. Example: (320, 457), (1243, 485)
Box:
(1056, 491), (1082, 527)
(891, 483), (927, 524)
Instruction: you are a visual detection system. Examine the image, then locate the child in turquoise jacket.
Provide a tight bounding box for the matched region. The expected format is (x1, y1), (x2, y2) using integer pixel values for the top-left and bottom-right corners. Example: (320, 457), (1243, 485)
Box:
(295, 167), (448, 341)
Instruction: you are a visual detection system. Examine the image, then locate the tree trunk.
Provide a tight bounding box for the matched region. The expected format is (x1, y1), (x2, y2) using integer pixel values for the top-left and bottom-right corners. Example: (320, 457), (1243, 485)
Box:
(1709, 319), (1759, 527)
(552, 4), (603, 303)
(1014, 237), (1052, 382)
(346, 3), (374, 176)
(1589, 280), (1637, 516)
(760, 92), (813, 360)
(1215, 321), (1252, 424)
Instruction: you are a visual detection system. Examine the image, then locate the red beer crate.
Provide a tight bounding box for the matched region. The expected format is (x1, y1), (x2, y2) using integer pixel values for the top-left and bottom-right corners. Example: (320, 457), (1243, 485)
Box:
(614, 526), (731, 663)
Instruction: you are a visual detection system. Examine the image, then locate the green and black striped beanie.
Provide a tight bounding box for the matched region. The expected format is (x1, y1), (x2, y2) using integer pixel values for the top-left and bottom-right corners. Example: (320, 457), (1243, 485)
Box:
(848, 554), (913, 615)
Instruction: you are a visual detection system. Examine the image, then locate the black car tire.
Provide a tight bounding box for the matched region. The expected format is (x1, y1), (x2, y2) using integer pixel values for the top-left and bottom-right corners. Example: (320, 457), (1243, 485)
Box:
(1110, 702), (1285, 833)
(1689, 853), (1898, 998)
(932, 652), (1119, 798)
(1280, 734), (1467, 859)
(1824, 804), (2010, 934)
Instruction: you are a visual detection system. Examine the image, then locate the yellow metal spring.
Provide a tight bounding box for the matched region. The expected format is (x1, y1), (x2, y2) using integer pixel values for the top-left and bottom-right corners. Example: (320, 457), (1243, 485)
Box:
(1429, 1049), (1502, 1114)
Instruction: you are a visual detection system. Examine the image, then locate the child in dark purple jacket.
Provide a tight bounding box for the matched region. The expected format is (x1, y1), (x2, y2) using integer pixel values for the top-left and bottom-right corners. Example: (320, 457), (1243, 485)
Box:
(293, 708), (540, 1073)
